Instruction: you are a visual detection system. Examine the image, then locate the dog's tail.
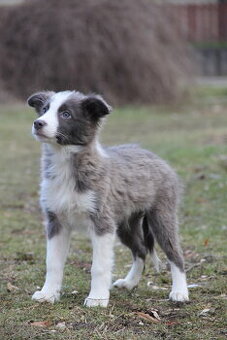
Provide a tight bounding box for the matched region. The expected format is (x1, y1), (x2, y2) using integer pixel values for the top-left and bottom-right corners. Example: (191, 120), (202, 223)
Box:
(142, 214), (161, 272)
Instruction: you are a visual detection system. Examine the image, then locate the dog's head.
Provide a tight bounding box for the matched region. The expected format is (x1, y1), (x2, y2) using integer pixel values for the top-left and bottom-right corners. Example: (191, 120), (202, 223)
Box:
(28, 90), (111, 146)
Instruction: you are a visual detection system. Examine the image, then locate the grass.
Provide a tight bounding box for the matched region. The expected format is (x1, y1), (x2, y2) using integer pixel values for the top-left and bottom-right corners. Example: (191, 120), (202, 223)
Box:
(0, 88), (227, 339)
(193, 42), (227, 49)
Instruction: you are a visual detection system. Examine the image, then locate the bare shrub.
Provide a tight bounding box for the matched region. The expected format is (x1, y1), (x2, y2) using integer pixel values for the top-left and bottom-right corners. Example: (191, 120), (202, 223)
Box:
(0, 0), (194, 105)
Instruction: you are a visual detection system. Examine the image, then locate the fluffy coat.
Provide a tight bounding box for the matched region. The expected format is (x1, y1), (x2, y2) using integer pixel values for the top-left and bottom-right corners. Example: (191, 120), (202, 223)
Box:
(27, 90), (189, 307)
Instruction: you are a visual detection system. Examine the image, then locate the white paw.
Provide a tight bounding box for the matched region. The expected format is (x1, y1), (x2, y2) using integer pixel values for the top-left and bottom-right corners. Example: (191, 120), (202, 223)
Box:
(169, 290), (189, 302)
(84, 297), (109, 307)
(32, 290), (60, 303)
(112, 278), (136, 290)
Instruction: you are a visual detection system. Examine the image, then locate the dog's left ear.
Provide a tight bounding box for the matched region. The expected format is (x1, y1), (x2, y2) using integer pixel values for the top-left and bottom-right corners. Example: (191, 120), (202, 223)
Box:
(81, 95), (112, 121)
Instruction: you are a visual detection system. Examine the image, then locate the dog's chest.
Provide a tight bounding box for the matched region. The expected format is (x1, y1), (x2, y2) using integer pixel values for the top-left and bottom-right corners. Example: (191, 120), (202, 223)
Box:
(40, 154), (96, 216)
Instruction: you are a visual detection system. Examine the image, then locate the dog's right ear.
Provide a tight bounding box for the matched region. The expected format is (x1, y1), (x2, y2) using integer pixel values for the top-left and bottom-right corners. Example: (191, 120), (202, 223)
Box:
(27, 91), (54, 112)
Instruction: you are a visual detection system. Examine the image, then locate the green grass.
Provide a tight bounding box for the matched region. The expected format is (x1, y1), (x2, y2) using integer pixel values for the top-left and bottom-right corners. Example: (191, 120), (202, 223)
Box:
(0, 90), (227, 339)
(193, 41), (227, 49)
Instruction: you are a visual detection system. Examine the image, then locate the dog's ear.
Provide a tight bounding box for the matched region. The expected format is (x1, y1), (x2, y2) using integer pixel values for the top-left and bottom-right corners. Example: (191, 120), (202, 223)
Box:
(81, 95), (112, 121)
(27, 91), (54, 112)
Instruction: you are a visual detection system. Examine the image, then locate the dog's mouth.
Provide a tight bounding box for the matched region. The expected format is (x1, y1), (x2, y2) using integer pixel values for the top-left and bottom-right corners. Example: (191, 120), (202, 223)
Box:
(33, 131), (49, 139)
(34, 131), (46, 137)
(33, 130), (52, 142)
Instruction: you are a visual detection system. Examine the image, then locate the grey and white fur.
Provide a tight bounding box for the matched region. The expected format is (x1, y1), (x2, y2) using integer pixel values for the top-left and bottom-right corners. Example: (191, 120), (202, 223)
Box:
(28, 90), (189, 307)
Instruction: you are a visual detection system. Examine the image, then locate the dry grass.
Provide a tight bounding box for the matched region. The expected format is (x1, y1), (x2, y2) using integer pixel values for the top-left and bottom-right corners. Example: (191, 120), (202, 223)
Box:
(0, 87), (227, 339)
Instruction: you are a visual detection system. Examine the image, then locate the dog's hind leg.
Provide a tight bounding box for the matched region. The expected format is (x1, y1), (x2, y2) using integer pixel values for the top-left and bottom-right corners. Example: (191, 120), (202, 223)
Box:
(142, 215), (161, 272)
(113, 213), (146, 290)
(146, 202), (189, 302)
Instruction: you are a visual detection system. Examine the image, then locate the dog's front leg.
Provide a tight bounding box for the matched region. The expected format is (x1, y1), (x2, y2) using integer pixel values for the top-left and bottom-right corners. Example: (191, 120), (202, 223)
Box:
(32, 221), (71, 303)
(84, 228), (115, 308)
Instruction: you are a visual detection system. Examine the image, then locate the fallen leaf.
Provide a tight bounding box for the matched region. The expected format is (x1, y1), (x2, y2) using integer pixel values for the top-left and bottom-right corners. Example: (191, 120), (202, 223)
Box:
(147, 283), (167, 290)
(30, 321), (52, 328)
(198, 308), (210, 317)
(56, 321), (66, 330)
(187, 283), (201, 288)
(204, 239), (209, 247)
(200, 258), (206, 263)
(135, 311), (161, 323)
(166, 321), (179, 326)
(184, 249), (199, 259)
(200, 275), (208, 279)
(195, 173), (206, 180)
(7, 282), (19, 292)
(150, 310), (161, 321)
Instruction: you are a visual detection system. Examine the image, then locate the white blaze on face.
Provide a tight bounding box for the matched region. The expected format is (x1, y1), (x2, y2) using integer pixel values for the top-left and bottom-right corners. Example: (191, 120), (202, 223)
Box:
(33, 91), (73, 140)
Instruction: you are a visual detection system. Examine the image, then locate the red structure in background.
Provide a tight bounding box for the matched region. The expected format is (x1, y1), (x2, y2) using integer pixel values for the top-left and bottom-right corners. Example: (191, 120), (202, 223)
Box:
(172, 2), (227, 43)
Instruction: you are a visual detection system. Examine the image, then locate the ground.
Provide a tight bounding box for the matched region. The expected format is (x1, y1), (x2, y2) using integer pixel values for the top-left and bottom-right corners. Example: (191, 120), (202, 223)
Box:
(0, 86), (227, 339)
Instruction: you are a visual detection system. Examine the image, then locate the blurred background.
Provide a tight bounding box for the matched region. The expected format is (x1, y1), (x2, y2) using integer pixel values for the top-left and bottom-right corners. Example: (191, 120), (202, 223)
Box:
(0, 0), (227, 104)
(0, 1), (227, 339)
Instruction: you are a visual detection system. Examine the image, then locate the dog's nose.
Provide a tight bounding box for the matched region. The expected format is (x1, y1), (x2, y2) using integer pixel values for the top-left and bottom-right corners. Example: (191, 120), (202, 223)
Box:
(34, 119), (46, 130)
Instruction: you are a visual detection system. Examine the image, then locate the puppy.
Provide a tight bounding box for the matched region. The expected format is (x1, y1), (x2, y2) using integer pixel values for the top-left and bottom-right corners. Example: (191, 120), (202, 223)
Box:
(28, 90), (189, 307)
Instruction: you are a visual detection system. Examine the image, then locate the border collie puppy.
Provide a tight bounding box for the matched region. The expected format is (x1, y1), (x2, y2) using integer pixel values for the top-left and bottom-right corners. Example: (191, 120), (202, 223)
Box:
(28, 90), (189, 307)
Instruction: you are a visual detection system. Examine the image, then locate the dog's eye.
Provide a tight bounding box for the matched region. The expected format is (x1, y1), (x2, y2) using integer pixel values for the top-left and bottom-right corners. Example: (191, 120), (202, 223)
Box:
(60, 111), (71, 119)
(42, 106), (48, 114)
